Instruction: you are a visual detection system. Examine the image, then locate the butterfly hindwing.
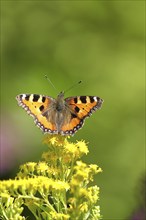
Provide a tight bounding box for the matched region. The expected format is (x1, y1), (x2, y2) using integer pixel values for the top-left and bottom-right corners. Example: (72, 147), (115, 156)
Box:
(60, 114), (84, 135)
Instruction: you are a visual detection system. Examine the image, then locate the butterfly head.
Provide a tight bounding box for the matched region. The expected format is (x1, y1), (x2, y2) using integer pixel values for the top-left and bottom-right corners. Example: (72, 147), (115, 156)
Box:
(57, 91), (65, 99)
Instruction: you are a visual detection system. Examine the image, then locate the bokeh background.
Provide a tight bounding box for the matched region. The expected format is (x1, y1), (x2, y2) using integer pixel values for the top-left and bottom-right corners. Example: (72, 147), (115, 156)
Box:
(1, 1), (145, 219)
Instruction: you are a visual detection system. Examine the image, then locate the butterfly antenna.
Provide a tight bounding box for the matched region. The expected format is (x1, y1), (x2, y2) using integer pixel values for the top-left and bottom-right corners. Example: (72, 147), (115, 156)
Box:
(64, 80), (82, 94)
(44, 75), (58, 92)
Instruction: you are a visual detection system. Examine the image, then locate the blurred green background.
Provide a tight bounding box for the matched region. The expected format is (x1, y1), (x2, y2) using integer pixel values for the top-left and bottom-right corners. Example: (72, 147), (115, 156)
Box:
(1, 1), (145, 219)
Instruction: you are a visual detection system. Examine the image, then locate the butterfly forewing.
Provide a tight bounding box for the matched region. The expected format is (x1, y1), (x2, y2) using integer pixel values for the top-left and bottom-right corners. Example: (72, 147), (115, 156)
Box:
(16, 94), (58, 133)
(65, 96), (103, 119)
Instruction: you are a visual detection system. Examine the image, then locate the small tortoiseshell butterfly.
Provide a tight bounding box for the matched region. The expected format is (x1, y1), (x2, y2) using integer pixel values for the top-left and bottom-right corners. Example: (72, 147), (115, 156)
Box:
(16, 92), (103, 136)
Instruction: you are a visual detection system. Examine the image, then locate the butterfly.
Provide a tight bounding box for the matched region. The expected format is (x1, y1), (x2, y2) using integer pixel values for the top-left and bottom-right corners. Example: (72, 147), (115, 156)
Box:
(16, 92), (103, 136)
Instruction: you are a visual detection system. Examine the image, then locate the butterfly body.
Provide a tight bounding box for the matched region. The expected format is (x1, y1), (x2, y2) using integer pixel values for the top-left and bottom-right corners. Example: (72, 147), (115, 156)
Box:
(16, 92), (103, 136)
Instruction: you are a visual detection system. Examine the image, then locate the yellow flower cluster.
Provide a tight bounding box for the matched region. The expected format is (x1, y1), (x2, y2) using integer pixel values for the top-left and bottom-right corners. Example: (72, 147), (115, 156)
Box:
(43, 135), (89, 161)
(0, 134), (102, 220)
(68, 161), (101, 219)
(1, 177), (69, 195)
(50, 211), (70, 220)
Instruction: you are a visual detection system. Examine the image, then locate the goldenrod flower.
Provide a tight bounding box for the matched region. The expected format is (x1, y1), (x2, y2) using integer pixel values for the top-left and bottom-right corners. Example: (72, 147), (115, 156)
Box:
(0, 134), (102, 220)
(76, 140), (89, 155)
(36, 162), (49, 175)
(50, 211), (70, 220)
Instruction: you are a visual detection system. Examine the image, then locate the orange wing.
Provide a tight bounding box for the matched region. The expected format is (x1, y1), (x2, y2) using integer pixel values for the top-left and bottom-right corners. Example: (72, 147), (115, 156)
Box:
(60, 96), (103, 135)
(16, 94), (58, 134)
(60, 116), (84, 135)
(65, 96), (103, 119)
